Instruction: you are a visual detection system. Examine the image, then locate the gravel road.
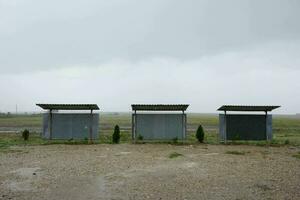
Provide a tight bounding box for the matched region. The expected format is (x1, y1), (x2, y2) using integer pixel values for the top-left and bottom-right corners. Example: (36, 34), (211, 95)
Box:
(0, 144), (299, 200)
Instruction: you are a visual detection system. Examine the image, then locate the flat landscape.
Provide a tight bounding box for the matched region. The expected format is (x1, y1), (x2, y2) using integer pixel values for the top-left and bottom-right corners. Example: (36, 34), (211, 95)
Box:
(0, 113), (300, 200)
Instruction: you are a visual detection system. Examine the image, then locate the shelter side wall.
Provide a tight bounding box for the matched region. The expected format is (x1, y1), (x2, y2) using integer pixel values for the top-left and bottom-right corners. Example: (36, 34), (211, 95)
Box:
(93, 114), (100, 138)
(225, 114), (267, 140)
(42, 113), (50, 139)
(219, 114), (226, 141)
(42, 113), (99, 139)
(266, 115), (273, 140)
(135, 114), (184, 140)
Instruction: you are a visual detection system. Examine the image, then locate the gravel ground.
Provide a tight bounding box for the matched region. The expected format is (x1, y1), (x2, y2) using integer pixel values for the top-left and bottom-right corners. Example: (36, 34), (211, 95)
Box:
(0, 144), (299, 200)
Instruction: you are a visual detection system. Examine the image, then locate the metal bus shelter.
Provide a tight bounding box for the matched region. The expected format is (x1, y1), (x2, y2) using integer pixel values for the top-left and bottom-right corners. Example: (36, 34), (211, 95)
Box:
(131, 104), (189, 142)
(36, 104), (99, 143)
(218, 105), (280, 142)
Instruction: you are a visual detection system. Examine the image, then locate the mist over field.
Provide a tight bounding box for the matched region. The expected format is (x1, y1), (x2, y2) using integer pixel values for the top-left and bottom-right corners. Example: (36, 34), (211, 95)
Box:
(0, 0), (299, 113)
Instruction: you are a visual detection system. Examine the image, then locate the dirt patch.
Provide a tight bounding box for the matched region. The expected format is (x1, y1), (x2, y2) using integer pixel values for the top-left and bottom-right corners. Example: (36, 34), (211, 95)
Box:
(0, 144), (299, 200)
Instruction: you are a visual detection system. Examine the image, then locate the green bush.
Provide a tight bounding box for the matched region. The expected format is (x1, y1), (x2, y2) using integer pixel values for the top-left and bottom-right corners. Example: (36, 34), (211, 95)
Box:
(112, 125), (120, 144)
(233, 134), (241, 140)
(172, 137), (178, 144)
(226, 150), (247, 155)
(22, 129), (29, 141)
(137, 134), (143, 141)
(196, 125), (204, 143)
(169, 152), (183, 159)
(284, 139), (290, 145)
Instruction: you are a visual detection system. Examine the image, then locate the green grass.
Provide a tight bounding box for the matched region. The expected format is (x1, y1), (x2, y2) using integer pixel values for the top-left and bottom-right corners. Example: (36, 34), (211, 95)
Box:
(0, 113), (300, 150)
(0, 132), (101, 153)
(0, 132), (43, 149)
(0, 114), (42, 127)
(225, 150), (248, 155)
(273, 116), (300, 128)
(169, 152), (183, 159)
(187, 113), (218, 127)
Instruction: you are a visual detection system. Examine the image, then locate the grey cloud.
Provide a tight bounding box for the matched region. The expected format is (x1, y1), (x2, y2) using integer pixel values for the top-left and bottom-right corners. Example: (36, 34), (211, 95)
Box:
(0, 42), (299, 113)
(0, 0), (299, 113)
(0, 0), (300, 73)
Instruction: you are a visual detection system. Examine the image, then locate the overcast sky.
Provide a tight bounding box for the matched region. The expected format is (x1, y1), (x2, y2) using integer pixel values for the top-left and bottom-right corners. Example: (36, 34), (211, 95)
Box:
(0, 0), (299, 113)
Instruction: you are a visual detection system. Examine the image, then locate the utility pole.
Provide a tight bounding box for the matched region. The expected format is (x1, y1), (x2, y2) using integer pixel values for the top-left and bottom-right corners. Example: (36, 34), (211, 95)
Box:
(16, 104), (18, 115)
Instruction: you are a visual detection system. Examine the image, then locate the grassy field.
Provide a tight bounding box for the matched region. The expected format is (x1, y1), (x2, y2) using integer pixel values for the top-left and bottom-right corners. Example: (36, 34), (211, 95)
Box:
(0, 113), (300, 150)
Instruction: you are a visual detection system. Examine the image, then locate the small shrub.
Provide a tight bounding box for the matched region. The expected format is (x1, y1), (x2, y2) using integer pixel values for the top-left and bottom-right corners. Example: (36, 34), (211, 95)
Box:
(233, 134), (241, 140)
(270, 139), (280, 145)
(112, 125), (120, 144)
(169, 152), (183, 159)
(137, 134), (143, 141)
(172, 137), (178, 144)
(196, 125), (205, 143)
(225, 150), (246, 155)
(284, 139), (290, 145)
(22, 129), (29, 141)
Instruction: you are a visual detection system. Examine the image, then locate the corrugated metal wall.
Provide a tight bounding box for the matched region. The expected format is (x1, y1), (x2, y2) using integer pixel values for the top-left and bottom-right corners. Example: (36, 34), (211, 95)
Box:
(42, 113), (99, 139)
(266, 115), (273, 140)
(219, 114), (272, 141)
(134, 114), (185, 140)
(219, 114), (226, 141)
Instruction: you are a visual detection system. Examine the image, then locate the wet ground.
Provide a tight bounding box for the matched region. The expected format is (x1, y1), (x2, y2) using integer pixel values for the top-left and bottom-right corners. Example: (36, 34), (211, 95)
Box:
(0, 144), (299, 200)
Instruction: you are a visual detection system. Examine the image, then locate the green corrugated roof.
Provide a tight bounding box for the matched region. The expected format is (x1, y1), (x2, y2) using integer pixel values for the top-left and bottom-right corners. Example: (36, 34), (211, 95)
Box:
(217, 105), (280, 112)
(36, 104), (99, 110)
(131, 104), (189, 111)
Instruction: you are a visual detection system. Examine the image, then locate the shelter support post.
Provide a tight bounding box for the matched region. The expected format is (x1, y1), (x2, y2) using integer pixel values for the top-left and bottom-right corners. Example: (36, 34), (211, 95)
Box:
(265, 111), (268, 141)
(224, 110), (227, 144)
(131, 114), (134, 141)
(49, 109), (52, 140)
(89, 109), (93, 144)
(185, 113), (187, 140)
(134, 110), (137, 143)
(182, 110), (186, 141)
